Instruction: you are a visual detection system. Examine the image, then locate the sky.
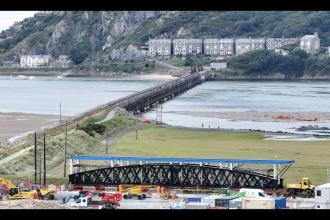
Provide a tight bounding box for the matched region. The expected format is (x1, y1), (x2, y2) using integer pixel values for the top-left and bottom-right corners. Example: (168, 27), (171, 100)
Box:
(0, 11), (37, 32)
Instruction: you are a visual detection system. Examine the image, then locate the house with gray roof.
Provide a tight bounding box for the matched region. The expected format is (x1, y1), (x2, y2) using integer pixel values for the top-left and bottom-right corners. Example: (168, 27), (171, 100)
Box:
(300, 32), (320, 55)
(235, 37), (266, 55)
(173, 39), (202, 56)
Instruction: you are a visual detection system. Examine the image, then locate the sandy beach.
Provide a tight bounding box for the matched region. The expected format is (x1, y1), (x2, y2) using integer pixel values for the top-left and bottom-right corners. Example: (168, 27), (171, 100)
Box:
(0, 112), (70, 146)
(166, 111), (330, 123)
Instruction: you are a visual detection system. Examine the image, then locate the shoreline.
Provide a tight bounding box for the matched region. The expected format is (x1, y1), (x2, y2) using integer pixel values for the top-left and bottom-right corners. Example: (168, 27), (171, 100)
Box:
(166, 110), (330, 123)
(0, 112), (70, 145)
(1, 69), (330, 81)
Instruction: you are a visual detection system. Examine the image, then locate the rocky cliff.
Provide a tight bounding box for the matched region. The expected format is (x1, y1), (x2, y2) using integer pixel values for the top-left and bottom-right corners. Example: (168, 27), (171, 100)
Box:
(1, 11), (330, 66)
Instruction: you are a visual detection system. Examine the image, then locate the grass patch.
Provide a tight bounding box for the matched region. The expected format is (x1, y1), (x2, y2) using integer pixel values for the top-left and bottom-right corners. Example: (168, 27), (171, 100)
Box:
(111, 126), (330, 185)
(0, 110), (137, 182)
(166, 57), (186, 67)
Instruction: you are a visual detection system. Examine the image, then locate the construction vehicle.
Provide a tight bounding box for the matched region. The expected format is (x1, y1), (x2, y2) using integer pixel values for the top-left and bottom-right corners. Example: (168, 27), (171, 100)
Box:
(286, 177), (315, 197)
(68, 192), (121, 209)
(119, 185), (153, 200)
(0, 177), (54, 200)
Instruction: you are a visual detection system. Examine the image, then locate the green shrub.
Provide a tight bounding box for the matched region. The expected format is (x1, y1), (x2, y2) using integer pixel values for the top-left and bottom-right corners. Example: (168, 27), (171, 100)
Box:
(77, 123), (106, 137)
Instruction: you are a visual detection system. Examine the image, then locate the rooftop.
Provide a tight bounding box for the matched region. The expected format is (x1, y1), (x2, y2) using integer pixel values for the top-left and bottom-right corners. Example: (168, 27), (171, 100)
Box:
(236, 38), (265, 43)
(301, 35), (319, 39)
(71, 155), (294, 165)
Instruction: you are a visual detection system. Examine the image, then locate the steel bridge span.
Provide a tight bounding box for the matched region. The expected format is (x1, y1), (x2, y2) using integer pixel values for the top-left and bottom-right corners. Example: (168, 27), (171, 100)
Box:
(68, 156), (294, 189)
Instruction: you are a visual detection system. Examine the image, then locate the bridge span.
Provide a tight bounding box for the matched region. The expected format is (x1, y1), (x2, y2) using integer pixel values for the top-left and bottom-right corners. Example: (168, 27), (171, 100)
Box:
(68, 156), (294, 189)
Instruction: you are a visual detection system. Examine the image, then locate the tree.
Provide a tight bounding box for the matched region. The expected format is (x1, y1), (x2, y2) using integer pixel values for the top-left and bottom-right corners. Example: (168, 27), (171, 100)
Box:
(278, 55), (305, 79)
(70, 42), (91, 65)
(291, 48), (308, 59)
(184, 54), (193, 66)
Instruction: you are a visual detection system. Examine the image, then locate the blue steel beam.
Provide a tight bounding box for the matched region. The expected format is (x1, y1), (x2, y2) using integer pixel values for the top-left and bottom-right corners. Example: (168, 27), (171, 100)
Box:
(70, 155), (294, 165)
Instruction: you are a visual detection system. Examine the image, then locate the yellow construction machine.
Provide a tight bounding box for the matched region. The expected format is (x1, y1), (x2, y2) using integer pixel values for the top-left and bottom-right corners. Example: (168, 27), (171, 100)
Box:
(0, 177), (54, 200)
(286, 177), (315, 197)
(119, 184), (153, 200)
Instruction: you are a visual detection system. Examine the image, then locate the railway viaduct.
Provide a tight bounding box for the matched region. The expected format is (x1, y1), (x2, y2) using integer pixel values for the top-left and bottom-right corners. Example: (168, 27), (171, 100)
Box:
(0, 70), (212, 154)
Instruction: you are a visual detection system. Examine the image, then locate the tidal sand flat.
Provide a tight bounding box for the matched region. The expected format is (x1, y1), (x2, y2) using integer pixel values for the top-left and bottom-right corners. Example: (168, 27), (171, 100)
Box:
(0, 112), (69, 145)
(166, 111), (330, 122)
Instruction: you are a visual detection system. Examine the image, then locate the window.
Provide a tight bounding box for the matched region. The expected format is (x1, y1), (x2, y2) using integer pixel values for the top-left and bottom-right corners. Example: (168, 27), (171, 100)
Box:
(258, 192), (265, 197)
(317, 190), (321, 196)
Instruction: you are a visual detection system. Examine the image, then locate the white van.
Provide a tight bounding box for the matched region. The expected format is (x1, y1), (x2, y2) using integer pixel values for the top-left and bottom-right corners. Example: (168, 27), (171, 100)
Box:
(239, 188), (270, 198)
(315, 183), (330, 209)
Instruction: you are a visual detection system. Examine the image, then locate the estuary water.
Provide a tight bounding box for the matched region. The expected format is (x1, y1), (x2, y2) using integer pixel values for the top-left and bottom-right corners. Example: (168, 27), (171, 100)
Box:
(0, 75), (166, 116)
(143, 80), (330, 139)
(1, 76), (330, 139)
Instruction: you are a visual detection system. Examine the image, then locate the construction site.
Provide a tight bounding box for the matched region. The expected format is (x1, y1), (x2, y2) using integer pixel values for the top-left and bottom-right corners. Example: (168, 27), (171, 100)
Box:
(1, 71), (330, 210)
(1, 152), (330, 209)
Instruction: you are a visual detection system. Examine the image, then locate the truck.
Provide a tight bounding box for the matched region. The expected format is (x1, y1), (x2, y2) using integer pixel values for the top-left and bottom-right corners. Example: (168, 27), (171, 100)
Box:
(286, 177), (315, 197)
(119, 185), (152, 200)
(68, 192), (121, 209)
(315, 183), (330, 209)
(0, 177), (54, 200)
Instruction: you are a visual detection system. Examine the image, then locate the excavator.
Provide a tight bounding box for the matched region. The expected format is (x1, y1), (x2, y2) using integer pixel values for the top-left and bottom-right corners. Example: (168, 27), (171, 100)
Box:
(0, 177), (55, 200)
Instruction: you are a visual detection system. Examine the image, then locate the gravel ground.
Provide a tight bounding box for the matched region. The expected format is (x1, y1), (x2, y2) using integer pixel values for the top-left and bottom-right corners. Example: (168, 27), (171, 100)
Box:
(117, 196), (170, 209)
(0, 199), (70, 209)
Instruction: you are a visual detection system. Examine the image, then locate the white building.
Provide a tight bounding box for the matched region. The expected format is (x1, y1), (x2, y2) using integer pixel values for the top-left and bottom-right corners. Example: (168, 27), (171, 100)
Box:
(300, 32), (320, 55)
(173, 39), (202, 56)
(210, 62), (227, 70)
(204, 39), (234, 56)
(235, 38), (266, 55)
(266, 38), (298, 50)
(20, 55), (52, 68)
(54, 55), (72, 67)
(274, 48), (289, 56)
(147, 39), (172, 56)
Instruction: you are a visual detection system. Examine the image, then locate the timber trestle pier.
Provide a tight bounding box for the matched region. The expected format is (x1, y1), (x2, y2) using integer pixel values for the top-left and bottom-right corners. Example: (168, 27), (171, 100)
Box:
(49, 70), (210, 128)
(1, 71), (210, 153)
(121, 72), (205, 113)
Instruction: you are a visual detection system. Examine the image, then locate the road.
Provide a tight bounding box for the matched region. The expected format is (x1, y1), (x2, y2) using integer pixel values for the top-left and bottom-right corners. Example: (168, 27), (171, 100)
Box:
(154, 60), (182, 71)
(0, 145), (33, 166)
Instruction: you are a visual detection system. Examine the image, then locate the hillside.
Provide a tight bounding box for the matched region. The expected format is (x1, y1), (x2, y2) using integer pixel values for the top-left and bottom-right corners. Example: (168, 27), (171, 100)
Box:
(1, 11), (330, 70)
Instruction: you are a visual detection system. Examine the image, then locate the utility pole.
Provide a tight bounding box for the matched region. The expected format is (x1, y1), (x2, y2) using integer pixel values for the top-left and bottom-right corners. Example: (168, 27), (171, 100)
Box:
(135, 121), (138, 140)
(34, 132), (37, 184)
(64, 120), (67, 177)
(43, 133), (46, 187)
(106, 130), (109, 155)
(160, 104), (163, 125)
(39, 141), (42, 187)
(59, 101), (62, 123)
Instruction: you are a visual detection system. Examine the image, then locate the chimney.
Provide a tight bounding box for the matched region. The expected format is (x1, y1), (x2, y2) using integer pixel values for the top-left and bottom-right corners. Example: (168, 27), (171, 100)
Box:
(314, 32), (318, 37)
